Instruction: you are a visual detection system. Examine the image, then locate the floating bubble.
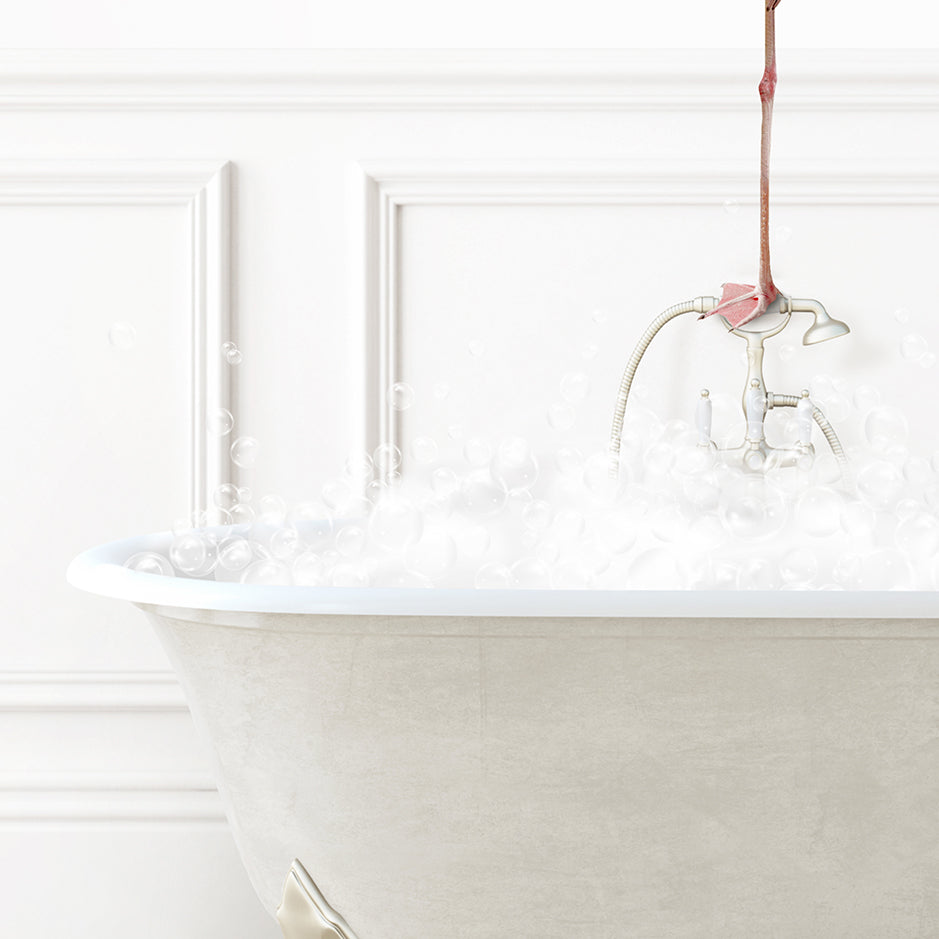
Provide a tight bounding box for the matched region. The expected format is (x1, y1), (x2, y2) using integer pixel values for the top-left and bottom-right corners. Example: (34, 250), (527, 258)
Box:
(722, 199), (740, 215)
(511, 558), (552, 589)
(921, 352), (937, 369)
(857, 460), (905, 511)
(796, 487), (842, 538)
(258, 494), (287, 525)
(229, 503), (255, 524)
(852, 385), (881, 414)
(207, 407), (234, 437)
(864, 406), (908, 453)
(719, 478), (788, 541)
(336, 525), (366, 557)
(270, 526), (301, 560)
(433, 382), (451, 400)
(840, 500), (876, 538)
(857, 549), (913, 590)
(591, 309), (609, 325)
(461, 473), (508, 518)
(124, 552), (174, 576)
(555, 446), (585, 477)
(388, 381), (415, 411)
(628, 548), (682, 589)
(368, 496), (422, 551)
(241, 559), (291, 585)
(230, 436), (259, 468)
(780, 549), (818, 586)
(331, 563), (370, 588)
(213, 483), (240, 511)
(217, 537), (253, 572)
(560, 372), (590, 404)
(778, 344), (795, 363)
(344, 450), (374, 482)
(293, 552), (327, 586)
(581, 343), (599, 360)
(468, 340), (486, 357)
(108, 322), (136, 351)
(373, 443), (402, 475)
(169, 532), (214, 575)
(475, 562), (512, 589)
(522, 500), (553, 532)
(774, 224), (792, 243)
(448, 424), (464, 440)
(737, 556), (781, 590)
(896, 513), (939, 557)
(408, 527), (457, 579)
(900, 333), (929, 362)
(430, 466), (460, 499)
(411, 436), (438, 464)
(221, 341), (243, 365)
(491, 437), (538, 491)
(892, 307), (911, 324)
(547, 403), (576, 431)
(464, 437), (493, 467)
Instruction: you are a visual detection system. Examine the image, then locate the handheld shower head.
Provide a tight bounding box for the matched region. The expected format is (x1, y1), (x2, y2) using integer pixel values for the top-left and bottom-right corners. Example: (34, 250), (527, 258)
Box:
(786, 298), (851, 346)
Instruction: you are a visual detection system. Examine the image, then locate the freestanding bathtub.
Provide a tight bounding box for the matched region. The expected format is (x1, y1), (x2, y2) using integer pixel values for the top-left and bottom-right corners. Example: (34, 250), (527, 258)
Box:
(69, 532), (939, 938)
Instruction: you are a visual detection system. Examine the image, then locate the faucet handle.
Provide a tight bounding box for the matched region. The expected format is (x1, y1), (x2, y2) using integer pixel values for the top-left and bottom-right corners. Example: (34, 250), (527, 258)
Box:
(746, 379), (766, 442)
(696, 389), (712, 446)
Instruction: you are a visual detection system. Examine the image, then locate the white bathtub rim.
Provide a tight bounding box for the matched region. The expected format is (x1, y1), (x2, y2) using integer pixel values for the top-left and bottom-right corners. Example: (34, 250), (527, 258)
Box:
(66, 530), (939, 619)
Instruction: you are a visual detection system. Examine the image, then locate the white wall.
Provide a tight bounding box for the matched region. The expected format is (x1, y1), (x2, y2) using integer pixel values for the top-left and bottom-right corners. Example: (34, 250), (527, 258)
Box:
(4, 0), (939, 49)
(2, 43), (939, 938)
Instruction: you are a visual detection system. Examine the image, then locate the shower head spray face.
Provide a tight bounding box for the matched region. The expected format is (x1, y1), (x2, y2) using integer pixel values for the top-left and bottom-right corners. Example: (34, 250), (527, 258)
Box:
(802, 307), (851, 345)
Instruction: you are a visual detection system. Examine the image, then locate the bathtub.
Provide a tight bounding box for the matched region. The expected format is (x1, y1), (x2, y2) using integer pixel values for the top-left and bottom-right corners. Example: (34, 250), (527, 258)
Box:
(69, 531), (939, 938)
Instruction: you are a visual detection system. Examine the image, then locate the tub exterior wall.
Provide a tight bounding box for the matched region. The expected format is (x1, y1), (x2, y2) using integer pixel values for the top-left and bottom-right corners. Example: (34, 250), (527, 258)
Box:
(4, 47), (939, 937)
(148, 607), (939, 938)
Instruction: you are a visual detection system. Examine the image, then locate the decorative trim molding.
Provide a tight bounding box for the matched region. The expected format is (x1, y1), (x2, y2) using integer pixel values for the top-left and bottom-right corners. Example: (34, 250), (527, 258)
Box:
(0, 160), (232, 514)
(0, 50), (938, 111)
(0, 669), (185, 711)
(361, 158), (939, 462)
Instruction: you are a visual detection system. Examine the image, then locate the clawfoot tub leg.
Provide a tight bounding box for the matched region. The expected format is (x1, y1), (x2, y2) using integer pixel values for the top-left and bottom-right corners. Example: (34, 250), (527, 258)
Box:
(276, 860), (361, 939)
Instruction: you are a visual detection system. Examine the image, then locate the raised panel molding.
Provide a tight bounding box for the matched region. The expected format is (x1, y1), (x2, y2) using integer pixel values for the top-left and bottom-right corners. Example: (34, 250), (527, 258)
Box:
(0, 159), (231, 515)
(360, 158), (939, 461)
(0, 50), (937, 111)
(0, 671), (223, 823)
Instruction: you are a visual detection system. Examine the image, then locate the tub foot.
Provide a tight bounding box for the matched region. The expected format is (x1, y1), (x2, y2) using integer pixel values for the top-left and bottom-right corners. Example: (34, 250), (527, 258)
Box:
(276, 860), (360, 939)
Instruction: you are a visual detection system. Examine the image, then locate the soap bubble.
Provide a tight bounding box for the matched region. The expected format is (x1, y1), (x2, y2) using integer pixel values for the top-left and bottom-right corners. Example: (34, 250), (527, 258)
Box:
(331, 563), (370, 588)
(904, 457), (931, 487)
(774, 224), (793, 243)
(461, 473), (508, 518)
(169, 532), (213, 575)
(221, 341), (243, 365)
(322, 478), (354, 514)
(217, 537), (253, 572)
(900, 333), (929, 362)
(591, 309), (609, 325)
(840, 500), (876, 538)
(628, 548), (682, 589)
(270, 526), (301, 561)
(336, 525), (366, 557)
(213, 483), (240, 511)
(230, 436), (259, 468)
(560, 372), (590, 404)
(388, 382), (415, 410)
(207, 407), (234, 437)
(433, 382), (451, 400)
(552, 508), (586, 542)
(491, 437), (539, 491)
(229, 503), (255, 524)
(293, 552), (327, 586)
(547, 403), (576, 430)
(895, 513), (939, 557)
(241, 559), (291, 585)
(430, 466), (459, 499)
(475, 562), (512, 589)
(778, 344), (795, 363)
(857, 460), (905, 511)
(468, 339), (486, 357)
(922, 353), (937, 369)
(857, 549), (913, 590)
(368, 496), (423, 550)
(722, 199), (740, 215)
(522, 500), (553, 532)
(408, 527), (457, 579)
(780, 550), (818, 586)
(108, 322), (136, 351)
(124, 551), (174, 576)
(411, 436), (438, 464)
(288, 503), (334, 551)
(511, 558), (551, 589)
(373, 443), (402, 476)
(865, 406), (908, 453)
(583, 451), (626, 503)
(555, 446), (585, 477)
(464, 437), (493, 467)
(258, 494), (287, 525)
(796, 487), (842, 538)
(852, 385), (881, 414)
(893, 307), (911, 324)
(719, 478), (788, 541)
(457, 523), (490, 559)
(344, 450), (374, 482)
(581, 343), (599, 360)
(737, 556), (781, 590)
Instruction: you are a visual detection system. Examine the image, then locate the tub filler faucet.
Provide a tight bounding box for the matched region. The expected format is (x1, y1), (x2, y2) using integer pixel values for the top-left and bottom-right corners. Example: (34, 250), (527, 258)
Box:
(609, 292), (851, 481)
